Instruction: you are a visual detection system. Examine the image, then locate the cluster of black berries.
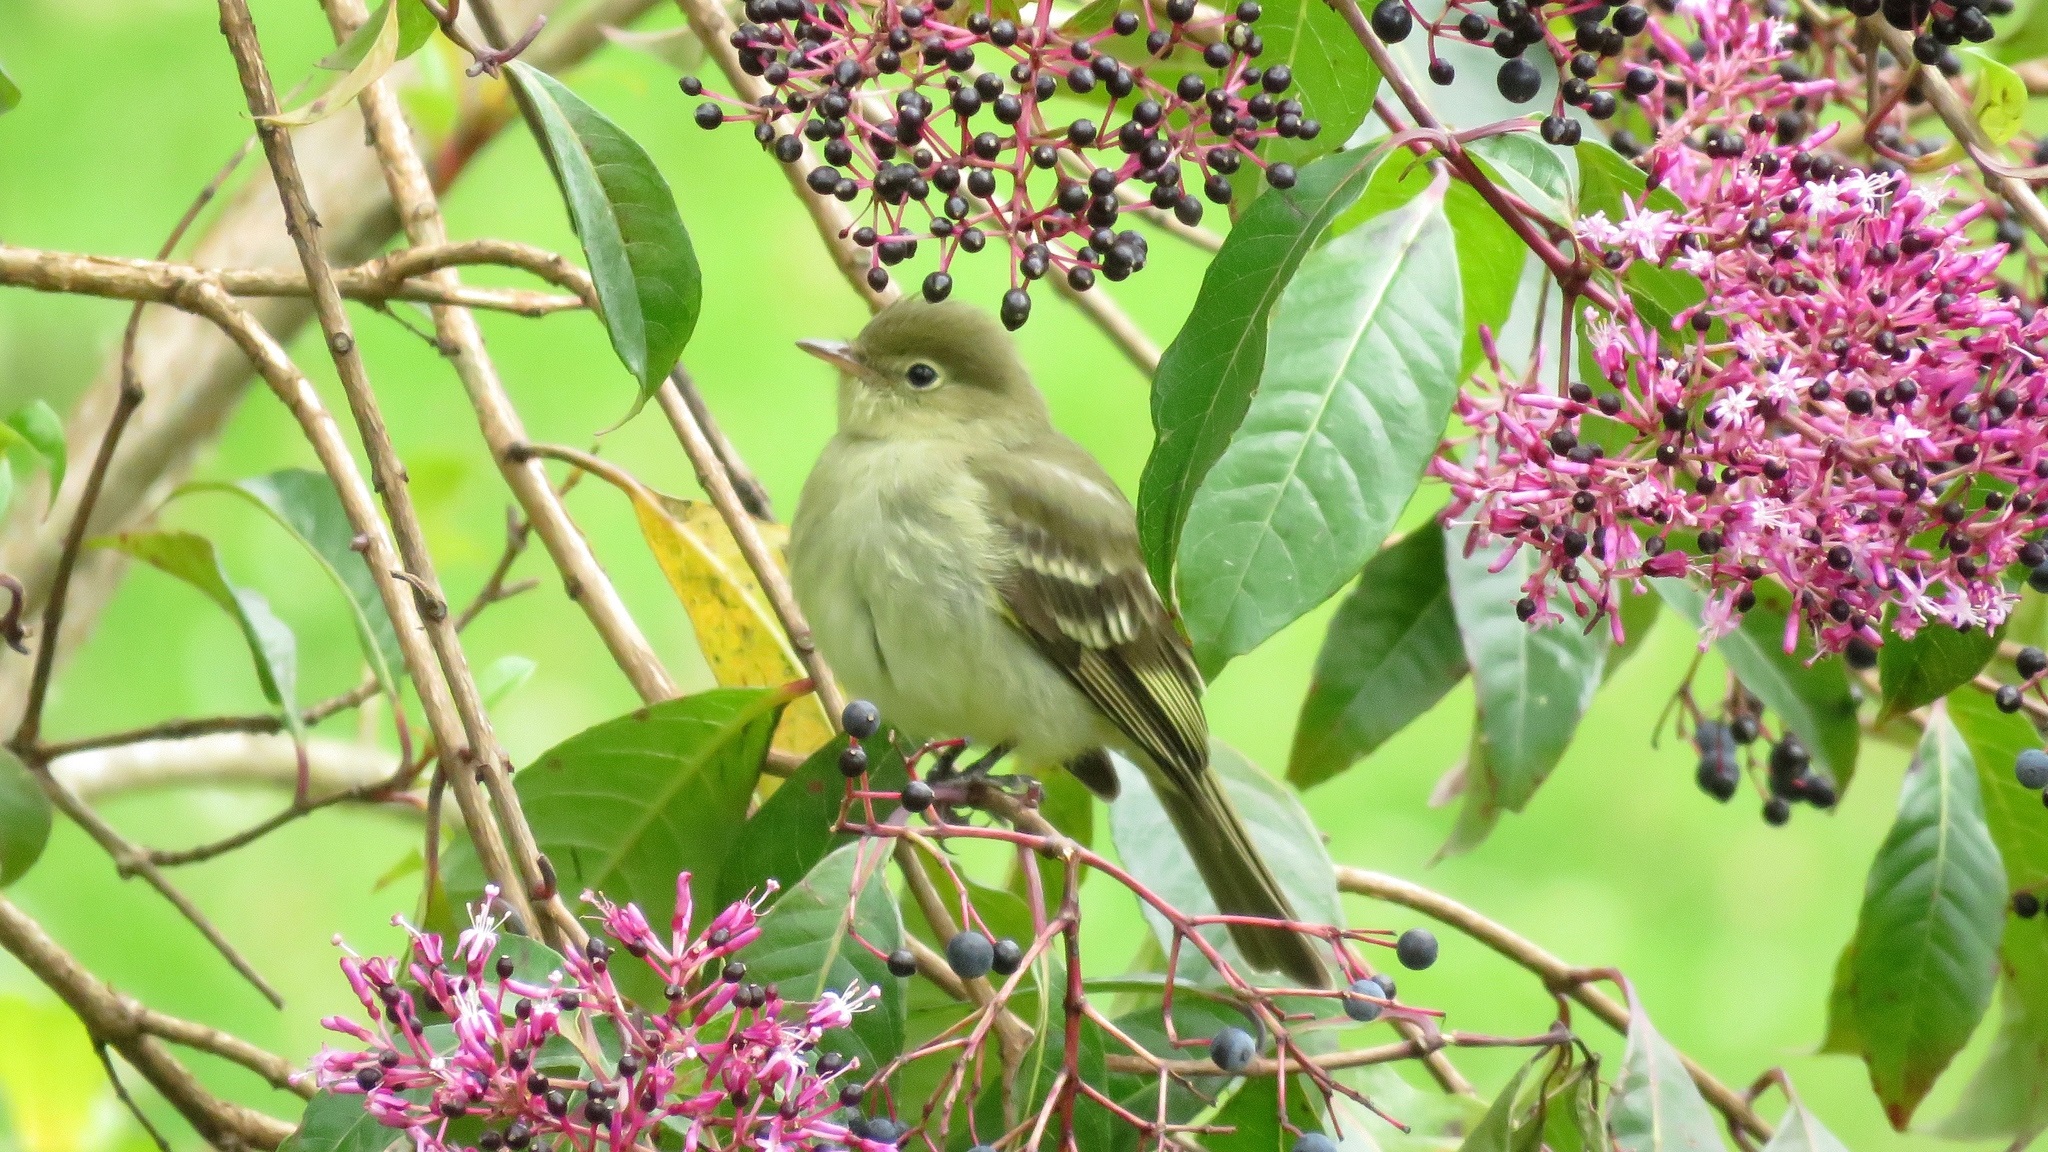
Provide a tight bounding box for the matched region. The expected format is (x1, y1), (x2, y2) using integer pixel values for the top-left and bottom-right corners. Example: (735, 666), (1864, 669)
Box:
(1819, 0), (2010, 67)
(1695, 719), (1837, 824)
(1366, 0), (1661, 145)
(685, 0), (1318, 327)
(1991, 643), (2047, 716)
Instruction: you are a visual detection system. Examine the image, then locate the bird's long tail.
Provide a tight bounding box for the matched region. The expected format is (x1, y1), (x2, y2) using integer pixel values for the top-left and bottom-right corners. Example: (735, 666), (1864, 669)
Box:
(1151, 767), (1328, 989)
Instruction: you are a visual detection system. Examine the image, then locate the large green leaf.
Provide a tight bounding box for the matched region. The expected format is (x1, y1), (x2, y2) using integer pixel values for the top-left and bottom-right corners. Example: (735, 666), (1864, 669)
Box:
(1138, 147), (1386, 600)
(1290, 525), (1467, 789)
(746, 842), (906, 1068)
(1936, 691), (2048, 1143)
(1179, 180), (1461, 672)
(1878, 624), (2000, 722)
(508, 62), (701, 417)
(1442, 183), (1526, 376)
(278, 1092), (397, 1152)
(1467, 133), (1574, 227)
(1446, 539), (1609, 818)
(0, 749), (51, 888)
(1820, 706), (2004, 1130)
(1109, 740), (1340, 981)
(1257, 0), (1378, 173)
(95, 531), (300, 738)
(187, 470), (403, 694)
(1210, 1073), (1325, 1152)
(508, 688), (783, 920)
(1610, 992), (1723, 1152)
(1655, 582), (1861, 790)
(716, 734), (906, 907)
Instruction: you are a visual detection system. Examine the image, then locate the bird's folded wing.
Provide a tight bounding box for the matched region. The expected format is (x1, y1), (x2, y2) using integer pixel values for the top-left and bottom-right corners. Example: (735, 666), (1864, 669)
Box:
(971, 446), (1208, 788)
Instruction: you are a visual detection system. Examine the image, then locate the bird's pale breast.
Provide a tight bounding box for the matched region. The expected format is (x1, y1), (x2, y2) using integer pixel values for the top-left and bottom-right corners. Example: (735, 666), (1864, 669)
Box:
(789, 435), (1112, 764)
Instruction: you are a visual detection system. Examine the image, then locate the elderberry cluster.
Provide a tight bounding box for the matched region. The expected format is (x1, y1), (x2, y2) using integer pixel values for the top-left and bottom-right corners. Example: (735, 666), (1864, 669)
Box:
(1365, 0), (1660, 146)
(1823, 0), (2011, 69)
(684, 0), (1317, 327)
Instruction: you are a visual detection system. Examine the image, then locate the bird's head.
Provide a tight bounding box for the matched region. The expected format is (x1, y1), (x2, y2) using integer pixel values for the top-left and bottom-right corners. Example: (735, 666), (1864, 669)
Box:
(798, 298), (1050, 442)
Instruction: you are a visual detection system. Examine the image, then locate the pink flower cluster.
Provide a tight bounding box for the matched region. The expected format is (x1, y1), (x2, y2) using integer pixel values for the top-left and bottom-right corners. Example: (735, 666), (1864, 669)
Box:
(1434, 0), (2048, 652)
(311, 881), (885, 1152)
(688, 0), (1313, 323)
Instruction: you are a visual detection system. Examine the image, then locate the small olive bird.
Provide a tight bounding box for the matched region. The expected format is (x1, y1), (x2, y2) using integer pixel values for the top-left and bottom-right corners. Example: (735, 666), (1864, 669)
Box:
(788, 297), (1326, 988)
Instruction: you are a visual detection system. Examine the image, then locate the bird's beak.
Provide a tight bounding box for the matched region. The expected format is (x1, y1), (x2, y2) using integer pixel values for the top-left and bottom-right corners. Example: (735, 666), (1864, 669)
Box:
(796, 338), (864, 377)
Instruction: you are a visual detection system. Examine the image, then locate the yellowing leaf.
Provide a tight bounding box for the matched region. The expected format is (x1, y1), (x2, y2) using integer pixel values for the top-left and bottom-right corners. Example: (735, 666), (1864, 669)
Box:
(264, 0), (419, 128)
(1968, 49), (2028, 146)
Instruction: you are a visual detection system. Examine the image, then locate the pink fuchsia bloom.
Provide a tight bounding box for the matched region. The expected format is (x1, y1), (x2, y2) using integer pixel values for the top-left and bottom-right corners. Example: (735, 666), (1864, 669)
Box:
(1434, 0), (2048, 655)
(312, 879), (877, 1152)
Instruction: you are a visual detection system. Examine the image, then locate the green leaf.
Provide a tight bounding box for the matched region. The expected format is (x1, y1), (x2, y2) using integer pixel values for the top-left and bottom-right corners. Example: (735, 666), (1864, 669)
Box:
(476, 654), (537, 710)
(1610, 991), (1724, 1152)
(1574, 138), (1684, 219)
(186, 469), (403, 695)
(1936, 691), (2048, 1143)
(0, 749), (52, 888)
(1603, 586), (1663, 684)
(506, 688), (783, 926)
(1877, 624), (1999, 722)
(1966, 49), (2028, 145)
(1995, 0), (2048, 61)
(716, 734), (906, 907)
(1110, 740), (1341, 981)
(1139, 147), (1386, 600)
(1059, 0), (1126, 35)
(746, 842), (906, 1067)
(1760, 1100), (1851, 1152)
(0, 61), (19, 115)
(266, 0), (418, 128)
(1456, 1052), (1539, 1152)
(1290, 525), (1467, 789)
(1467, 133), (1574, 227)
(1540, 1060), (1607, 1152)
(1443, 183), (1526, 376)
(508, 62), (702, 417)
(1256, 0), (1379, 173)
(95, 530), (300, 737)
(1179, 180), (1462, 672)
(1819, 705), (2004, 1130)
(1210, 1073), (1325, 1152)
(1654, 582), (1861, 791)
(278, 1092), (396, 1152)
(320, 0), (438, 71)
(1445, 537), (1609, 816)
(5, 400), (65, 499)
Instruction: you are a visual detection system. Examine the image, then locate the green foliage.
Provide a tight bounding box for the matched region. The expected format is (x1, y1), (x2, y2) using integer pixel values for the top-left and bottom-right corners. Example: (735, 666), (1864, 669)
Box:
(1138, 147), (1386, 601)
(1759, 1101), (1852, 1152)
(1442, 534), (1608, 854)
(184, 469), (405, 694)
(1876, 623), (1999, 722)
(278, 1093), (391, 1152)
(716, 733), (906, 906)
(0, 61), (19, 115)
(744, 842), (906, 1067)
(1254, 0), (1378, 174)
(1291, 524), (1467, 789)
(4, 400), (63, 498)
(1656, 582), (1860, 790)
(269, 0), (437, 128)
(93, 530), (301, 738)
(1610, 993), (1723, 1152)
(0, 749), (51, 888)
(1466, 133), (1573, 227)
(509, 62), (702, 418)
(1178, 179), (1462, 673)
(1821, 706), (2004, 1130)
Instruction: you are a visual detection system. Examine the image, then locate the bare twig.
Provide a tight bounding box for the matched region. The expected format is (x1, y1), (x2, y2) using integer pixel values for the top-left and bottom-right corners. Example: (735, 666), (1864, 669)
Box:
(40, 678), (380, 760)
(0, 893), (297, 1149)
(52, 733), (397, 806)
(673, 366), (774, 520)
(1335, 866), (1772, 1142)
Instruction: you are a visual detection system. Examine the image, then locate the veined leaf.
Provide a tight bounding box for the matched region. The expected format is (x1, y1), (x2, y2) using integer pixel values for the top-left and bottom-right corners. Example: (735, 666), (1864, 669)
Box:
(1256, 0), (1378, 174)
(1467, 132), (1574, 227)
(1655, 581), (1860, 790)
(747, 842), (906, 1067)
(1877, 624), (1999, 722)
(1820, 705), (2004, 1130)
(1443, 182), (1526, 376)
(185, 470), (403, 695)
(1290, 524), (1467, 789)
(1138, 147), (1386, 600)
(1180, 179), (1461, 672)
(1446, 538), (1608, 820)
(265, 0), (426, 128)
(278, 1092), (394, 1152)
(1965, 49), (2027, 145)
(319, 0), (438, 70)
(1610, 991), (1723, 1152)
(716, 734), (906, 907)
(1111, 741), (1340, 982)
(4, 400), (64, 501)
(508, 62), (701, 417)
(95, 531), (301, 738)
(0, 749), (51, 888)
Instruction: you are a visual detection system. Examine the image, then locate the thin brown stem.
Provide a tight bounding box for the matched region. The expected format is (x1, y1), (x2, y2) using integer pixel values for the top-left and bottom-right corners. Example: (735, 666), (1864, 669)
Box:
(673, 366), (774, 520)
(39, 678), (379, 760)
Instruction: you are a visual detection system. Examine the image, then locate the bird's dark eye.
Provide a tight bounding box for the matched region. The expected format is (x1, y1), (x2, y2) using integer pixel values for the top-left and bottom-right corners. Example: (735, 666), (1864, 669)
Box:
(906, 362), (939, 389)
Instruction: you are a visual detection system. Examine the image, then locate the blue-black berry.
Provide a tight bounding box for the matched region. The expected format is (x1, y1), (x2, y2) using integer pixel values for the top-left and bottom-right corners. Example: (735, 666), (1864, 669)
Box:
(901, 780), (935, 813)
(886, 948), (917, 977)
(2017, 748), (2048, 790)
(1341, 977), (1385, 1022)
(1293, 1135), (1338, 1152)
(990, 937), (1024, 976)
(1209, 1025), (1257, 1072)
(1497, 58), (1541, 102)
(839, 743), (869, 778)
(842, 700), (880, 739)
(946, 931), (995, 978)
(1395, 929), (1438, 970)
(694, 103), (724, 129)
(1371, 0), (1413, 41)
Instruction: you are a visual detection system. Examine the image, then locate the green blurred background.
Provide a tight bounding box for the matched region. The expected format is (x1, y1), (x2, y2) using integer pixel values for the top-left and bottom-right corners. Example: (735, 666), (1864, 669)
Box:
(0, 1), (2017, 1148)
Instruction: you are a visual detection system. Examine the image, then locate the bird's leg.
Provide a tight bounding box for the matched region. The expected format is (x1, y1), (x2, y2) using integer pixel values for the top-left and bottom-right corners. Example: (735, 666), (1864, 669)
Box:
(904, 737), (968, 777)
(931, 741), (1015, 786)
